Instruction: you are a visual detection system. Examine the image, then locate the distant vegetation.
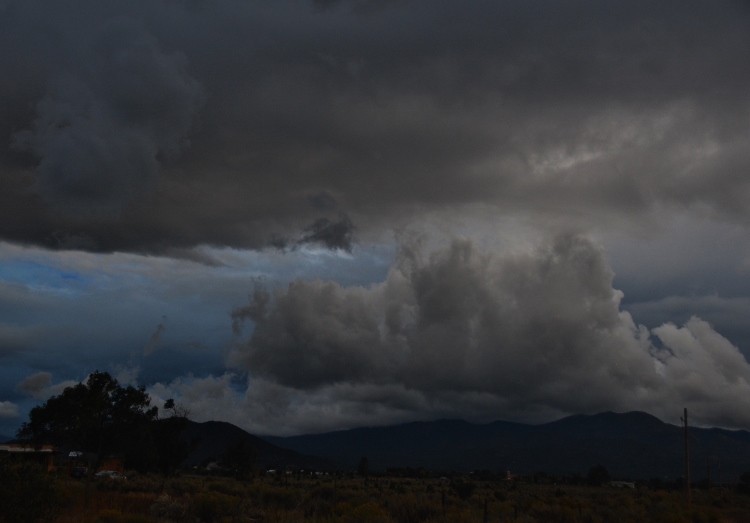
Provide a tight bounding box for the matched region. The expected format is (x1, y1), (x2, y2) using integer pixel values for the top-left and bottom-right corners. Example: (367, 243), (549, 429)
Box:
(4, 464), (750, 522)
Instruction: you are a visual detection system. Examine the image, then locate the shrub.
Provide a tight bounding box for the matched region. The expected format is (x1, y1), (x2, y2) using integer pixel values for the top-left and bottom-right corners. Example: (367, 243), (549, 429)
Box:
(149, 494), (191, 522)
(193, 491), (238, 522)
(94, 510), (150, 523)
(0, 458), (60, 523)
(450, 479), (476, 501)
(387, 493), (441, 523)
(346, 501), (390, 523)
(95, 509), (122, 522)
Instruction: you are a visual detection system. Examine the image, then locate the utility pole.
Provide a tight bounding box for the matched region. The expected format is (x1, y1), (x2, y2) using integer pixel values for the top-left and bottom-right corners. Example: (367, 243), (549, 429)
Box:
(682, 408), (691, 507)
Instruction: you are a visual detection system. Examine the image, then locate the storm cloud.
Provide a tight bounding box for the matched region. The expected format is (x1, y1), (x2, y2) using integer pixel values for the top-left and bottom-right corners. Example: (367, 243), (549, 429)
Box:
(11, 17), (203, 218)
(1, 0), (750, 253)
(224, 235), (750, 433)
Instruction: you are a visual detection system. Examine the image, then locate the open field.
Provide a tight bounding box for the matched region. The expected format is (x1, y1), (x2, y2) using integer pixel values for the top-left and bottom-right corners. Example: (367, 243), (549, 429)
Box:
(5, 466), (750, 523)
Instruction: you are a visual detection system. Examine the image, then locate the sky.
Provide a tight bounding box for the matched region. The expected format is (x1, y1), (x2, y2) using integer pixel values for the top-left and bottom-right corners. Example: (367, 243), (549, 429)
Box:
(2, 0), (750, 437)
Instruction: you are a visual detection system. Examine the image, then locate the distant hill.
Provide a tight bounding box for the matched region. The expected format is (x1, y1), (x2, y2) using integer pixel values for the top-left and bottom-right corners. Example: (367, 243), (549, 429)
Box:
(180, 420), (334, 470)
(262, 411), (750, 481)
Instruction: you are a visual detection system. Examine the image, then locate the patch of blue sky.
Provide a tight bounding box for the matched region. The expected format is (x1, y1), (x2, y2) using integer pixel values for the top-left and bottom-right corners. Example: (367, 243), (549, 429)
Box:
(199, 243), (395, 289)
(0, 259), (92, 297)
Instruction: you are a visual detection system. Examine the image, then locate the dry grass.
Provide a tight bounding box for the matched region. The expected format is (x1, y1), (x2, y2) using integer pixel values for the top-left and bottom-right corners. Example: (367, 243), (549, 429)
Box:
(7, 468), (750, 523)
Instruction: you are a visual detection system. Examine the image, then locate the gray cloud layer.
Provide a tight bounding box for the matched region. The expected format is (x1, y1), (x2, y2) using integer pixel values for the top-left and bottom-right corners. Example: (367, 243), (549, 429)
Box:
(2, 0), (750, 253)
(12, 18), (203, 217)
(218, 235), (750, 433)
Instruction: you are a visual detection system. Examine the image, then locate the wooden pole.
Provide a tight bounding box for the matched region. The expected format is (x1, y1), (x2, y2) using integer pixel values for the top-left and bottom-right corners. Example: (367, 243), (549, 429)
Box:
(683, 408), (691, 507)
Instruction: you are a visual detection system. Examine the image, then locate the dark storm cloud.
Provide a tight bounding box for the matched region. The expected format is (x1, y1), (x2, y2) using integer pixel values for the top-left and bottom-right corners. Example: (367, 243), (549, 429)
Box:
(11, 17), (203, 218)
(264, 210), (356, 251)
(299, 213), (355, 251)
(2, 0), (750, 253)
(227, 235), (750, 431)
(311, 0), (406, 12)
(307, 191), (339, 212)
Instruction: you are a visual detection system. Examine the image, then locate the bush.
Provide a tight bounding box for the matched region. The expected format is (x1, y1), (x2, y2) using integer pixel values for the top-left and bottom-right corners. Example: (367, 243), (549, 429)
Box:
(94, 509), (149, 523)
(95, 509), (124, 522)
(149, 494), (191, 522)
(346, 501), (390, 523)
(450, 479), (476, 501)
(0, 458), (60, 523)
(193, 491), (237, 522)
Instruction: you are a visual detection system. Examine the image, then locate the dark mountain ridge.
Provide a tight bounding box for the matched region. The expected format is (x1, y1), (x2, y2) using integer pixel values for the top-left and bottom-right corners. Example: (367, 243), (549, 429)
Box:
(180, 420), (333, 470)
(261, 411), (750, 481)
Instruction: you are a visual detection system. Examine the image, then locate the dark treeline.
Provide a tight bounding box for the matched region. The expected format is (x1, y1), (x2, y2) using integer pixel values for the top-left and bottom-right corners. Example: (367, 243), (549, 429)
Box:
(16, 371), (192, 476)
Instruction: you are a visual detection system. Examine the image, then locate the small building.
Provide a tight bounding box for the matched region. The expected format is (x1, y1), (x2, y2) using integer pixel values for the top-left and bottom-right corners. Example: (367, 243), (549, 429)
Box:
(65, 452), (124, 477)
(0, 443), (57, 472)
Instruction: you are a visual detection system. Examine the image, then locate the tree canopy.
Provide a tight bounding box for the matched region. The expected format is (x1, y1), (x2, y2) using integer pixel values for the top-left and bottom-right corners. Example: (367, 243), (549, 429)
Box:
(16, 371), (171, 473)
(18, 371), (157, 453)
(17, 371), (201, 475)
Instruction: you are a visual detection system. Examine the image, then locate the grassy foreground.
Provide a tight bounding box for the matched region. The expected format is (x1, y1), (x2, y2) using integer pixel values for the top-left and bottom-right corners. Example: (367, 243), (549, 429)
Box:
(4, 466), (750, 523)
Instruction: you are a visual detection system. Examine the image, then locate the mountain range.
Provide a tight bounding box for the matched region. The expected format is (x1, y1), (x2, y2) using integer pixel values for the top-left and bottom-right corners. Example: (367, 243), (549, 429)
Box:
(261, 411), (750, 481)
(180, 420), (333, 470)
(9, 412), (749, 481)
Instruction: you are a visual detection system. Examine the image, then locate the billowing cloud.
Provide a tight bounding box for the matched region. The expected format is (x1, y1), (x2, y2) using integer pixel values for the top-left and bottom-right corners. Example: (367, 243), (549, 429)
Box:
(0, 401), (19, 419)
(212, 235), (750, 433)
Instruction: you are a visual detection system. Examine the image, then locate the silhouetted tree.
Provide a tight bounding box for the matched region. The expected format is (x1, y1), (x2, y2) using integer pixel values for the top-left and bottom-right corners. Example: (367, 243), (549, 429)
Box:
(17, 371), (158, 468)
(153, 399), (191, 477)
